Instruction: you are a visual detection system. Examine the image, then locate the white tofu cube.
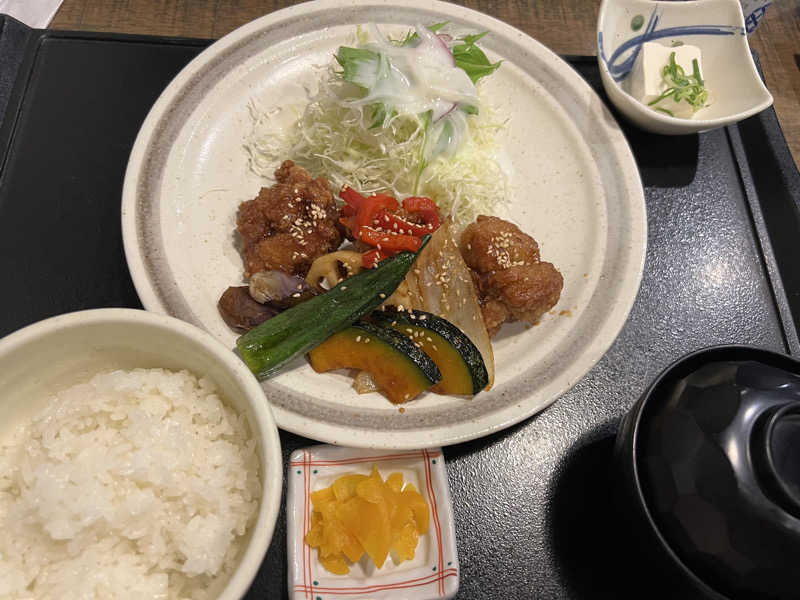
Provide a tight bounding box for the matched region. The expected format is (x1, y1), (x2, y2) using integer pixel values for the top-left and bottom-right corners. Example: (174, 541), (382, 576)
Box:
(628, 41), (705, 118)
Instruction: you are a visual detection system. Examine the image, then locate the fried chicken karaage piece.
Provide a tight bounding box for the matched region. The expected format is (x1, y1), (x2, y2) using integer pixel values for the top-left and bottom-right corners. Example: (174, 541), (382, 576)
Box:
(461, 215), (563, 337)
(237, 160), (343, 278)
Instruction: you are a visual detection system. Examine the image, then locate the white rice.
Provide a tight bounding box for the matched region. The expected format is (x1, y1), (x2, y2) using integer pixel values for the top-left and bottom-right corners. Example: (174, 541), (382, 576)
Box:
(0, 368), (262, 600)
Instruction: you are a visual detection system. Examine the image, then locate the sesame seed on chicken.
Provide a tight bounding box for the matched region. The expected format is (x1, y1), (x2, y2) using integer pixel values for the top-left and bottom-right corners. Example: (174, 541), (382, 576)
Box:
(236, 160), (343, 278)
(461, 215), (563, 337)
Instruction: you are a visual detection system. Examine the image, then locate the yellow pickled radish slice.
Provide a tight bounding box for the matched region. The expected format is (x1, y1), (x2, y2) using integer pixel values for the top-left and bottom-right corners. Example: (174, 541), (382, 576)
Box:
(386, 472), (404, 493)
(333, 473), (369, 501)
(391, 521), (420, 562)
(304, 465), (430, 574)
(337, 495), (391, 568)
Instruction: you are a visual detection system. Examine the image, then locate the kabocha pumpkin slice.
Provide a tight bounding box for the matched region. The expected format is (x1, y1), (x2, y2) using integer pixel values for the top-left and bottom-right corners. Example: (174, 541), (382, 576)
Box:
(372, 309), (488, 395)
(405, 221), (495, 388)
(308, 321), (441, 403)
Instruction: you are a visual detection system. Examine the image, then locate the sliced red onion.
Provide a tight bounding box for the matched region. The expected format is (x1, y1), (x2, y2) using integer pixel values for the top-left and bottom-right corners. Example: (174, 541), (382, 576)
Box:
(415, 23), (456, 67)
(434, 102), (458, 123)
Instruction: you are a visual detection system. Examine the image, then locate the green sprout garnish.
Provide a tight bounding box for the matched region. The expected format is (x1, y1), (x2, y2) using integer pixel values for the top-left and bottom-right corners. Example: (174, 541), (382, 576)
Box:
(647, 51), (709, 115)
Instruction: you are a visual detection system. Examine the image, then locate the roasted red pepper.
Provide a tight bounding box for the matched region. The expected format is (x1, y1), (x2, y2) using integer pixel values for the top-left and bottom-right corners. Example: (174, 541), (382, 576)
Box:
(356, 194), (398, 230)
(339, 186), (366, 217)
(358, 227), (422, 253)
(402, 196), (441, 230)
(340, 186), (366, 208)
(374, 211), (436, 236)
(338, 189), (439, 268)
(362, 248), (391, 268)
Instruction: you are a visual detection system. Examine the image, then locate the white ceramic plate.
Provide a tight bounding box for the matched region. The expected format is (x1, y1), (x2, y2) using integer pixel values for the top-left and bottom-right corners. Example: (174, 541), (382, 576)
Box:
(286, 445), (458, 599)
(122, 0), (646, 449)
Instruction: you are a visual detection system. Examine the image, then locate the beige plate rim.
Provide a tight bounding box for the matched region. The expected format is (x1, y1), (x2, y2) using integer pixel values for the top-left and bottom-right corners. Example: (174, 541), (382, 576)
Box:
(122, 0), (647, 449)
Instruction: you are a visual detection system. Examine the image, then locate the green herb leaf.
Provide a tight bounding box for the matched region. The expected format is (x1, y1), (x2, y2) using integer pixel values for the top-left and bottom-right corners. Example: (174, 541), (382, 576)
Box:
(398, 25), (500, 84)
(452, 37), (501, 84)
(335, 46), (379, 86)
(459, 31), (489, 45)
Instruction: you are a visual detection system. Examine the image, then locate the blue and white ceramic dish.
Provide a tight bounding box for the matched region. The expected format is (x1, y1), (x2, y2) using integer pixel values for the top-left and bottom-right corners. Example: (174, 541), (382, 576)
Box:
(597, 0), (773, 135)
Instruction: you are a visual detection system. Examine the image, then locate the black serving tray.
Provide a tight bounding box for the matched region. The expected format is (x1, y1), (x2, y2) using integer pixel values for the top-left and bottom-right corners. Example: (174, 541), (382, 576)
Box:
(2, 14), (800, 600)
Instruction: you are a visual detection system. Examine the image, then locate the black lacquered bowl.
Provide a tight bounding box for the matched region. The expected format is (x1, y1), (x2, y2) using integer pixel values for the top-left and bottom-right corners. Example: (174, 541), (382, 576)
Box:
(615, 345), (800, 600)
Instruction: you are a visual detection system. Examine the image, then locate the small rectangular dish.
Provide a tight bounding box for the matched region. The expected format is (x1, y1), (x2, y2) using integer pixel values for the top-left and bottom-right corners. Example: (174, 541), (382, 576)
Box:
(287, 445), (459, 600)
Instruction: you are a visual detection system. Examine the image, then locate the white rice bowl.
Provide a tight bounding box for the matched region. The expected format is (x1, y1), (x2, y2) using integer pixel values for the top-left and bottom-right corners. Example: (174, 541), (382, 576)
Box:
(0, 368), (261, 599)
(0, 309), (283, 600)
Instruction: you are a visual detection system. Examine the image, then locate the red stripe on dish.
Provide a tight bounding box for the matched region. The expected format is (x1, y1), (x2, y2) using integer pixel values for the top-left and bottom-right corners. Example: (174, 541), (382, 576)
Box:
(289, 450), (442, 467)
(304, 450), (312, 600)
(293, 568), (458, 594)
(423, 448), (445, 596)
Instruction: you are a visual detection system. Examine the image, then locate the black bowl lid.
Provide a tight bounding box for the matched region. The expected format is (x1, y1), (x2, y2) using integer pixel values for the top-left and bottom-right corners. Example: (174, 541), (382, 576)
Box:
(752, 402), (800, 519)
(633, 346), (800, 599)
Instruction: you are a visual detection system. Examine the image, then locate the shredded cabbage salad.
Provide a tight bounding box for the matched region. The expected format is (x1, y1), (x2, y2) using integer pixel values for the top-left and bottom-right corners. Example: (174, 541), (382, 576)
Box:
(245, 23), (509, 227)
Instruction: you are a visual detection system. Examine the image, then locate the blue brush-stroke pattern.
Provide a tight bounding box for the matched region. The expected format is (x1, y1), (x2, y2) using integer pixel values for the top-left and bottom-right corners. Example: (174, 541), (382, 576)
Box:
(745, 2), (770, 34)
(602, 8), (661, 81)
(600, 7), (744, 82)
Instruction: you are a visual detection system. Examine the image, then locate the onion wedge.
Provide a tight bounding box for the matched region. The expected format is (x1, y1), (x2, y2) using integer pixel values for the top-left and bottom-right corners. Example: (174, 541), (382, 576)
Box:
(404, 220), (495, 389)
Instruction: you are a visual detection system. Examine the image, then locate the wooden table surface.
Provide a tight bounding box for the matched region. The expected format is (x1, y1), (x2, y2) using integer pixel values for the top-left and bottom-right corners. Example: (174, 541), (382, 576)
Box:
(50, 0), (800, 169)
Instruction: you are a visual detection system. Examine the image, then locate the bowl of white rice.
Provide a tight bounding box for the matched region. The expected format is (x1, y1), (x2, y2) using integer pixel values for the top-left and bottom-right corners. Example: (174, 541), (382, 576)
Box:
(0, 308), (282, 600)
